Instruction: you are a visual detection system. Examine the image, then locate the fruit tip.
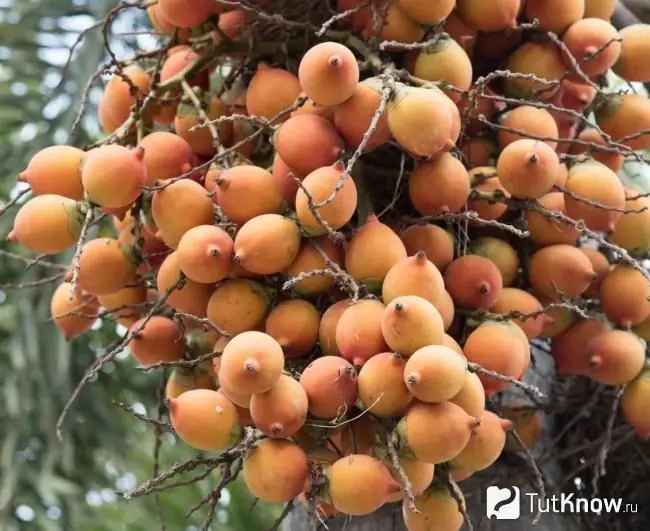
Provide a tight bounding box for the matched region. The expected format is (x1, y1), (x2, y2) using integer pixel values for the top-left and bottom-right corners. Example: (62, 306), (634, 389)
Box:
(393, 302), (405, 312)
(405, 372), (419, 387)
(17, 171), (27, 183)
(528, 153), (539, 164)
(134, 145), (145, 160)
(414, 250), (428, 263)
(64, 269), (73, 282)
(328, 55), (342, 67)
(207, 245), (221, 258)
(470, 416), (481, 430)
(6, 230), (17, 243)
(501, 418), (514, 432)
(244, 358), (260, 373)
(478, 281), (490, 295)
(588, 355), (602, 369)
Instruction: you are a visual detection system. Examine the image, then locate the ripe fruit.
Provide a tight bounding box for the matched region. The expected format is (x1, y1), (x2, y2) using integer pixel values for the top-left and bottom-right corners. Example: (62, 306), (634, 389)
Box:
(396, 401), (479, 463)
(249, 374), (308, 438)
(611, 189), (650, 256)
(344, 215), (407, 290)
(19, 145), (85, 200)
(621, 363), (650, 438)
(285, 237), (344, 296)
(496, 139), (560, 199)
(562, 18), (621, 77)
(444, 255), (503, 309)
(129, 316), (184, 365)
(490, 288), (551, 339)
(585, 330), (646, 385)
(168, 389), (242, 451)
(318, 299), (350, 356)
(336, 299), (388, 367)
(614, 24), (650, 82)
(166, 365), (217, 399)
(292, 92), (335, 121)
(524, 0), (585, 34)
(385, 458), (435, 503)
(466, 170), (510, 220)
(298, 42), (359, 106)
(264, 299), (320, 358)
(505, 42), (565, 101)
(463, 320), (530, 395)
(564, 159), (626, 232)
(399, 225), (455, 272)
(450, 410), (511, 472)
(580, 248), (610, 297)
(412, 36), (473, 99)
(404, 345), (467, 403)
(76, 238), (135, 296)
(206, 279), (272, 335)
(537, 293), (576, 339)
(218, 331), (284, 394)
(525, 192), (579, 247)
(138, 132), (192, 184)
(455, 0), (520, 32)
(8, 195), (84, 255)
(158, 0), (213, 28)
(233, 214), (302, 275)
(81, 145), (146, 208)
(299, 356), (358, 419)
(274, 114), (344, 176)
(599, 266), (650, 327)
(403, 481), (465, 531)
(502, 404), (543, 453)
(103, 67), (151, 125)
(382, 252), (446, 308)
(461, 136), (497, 168)
(357, 352), (413, 417)
(387, 84), (459, 158)
(468, 237), (519, 287)
(551, 318), (611, 375)
(450, 372), (486, 418)
(246, 64), (302, 120)
(584, 0), (617, 19)
(176, 225), (234, 284)
(594, 93), (650, 151)
(51, 282), (97, 340)
(333, 79), (392, 150)
(408, 153), (471, 214)
(527, 244), (596, 300)
(498, 106), (559, 150)
(174, 98), (232, 156)
(362, 5), (424, 45)
(444, 12), (478, 56)
(213, 165), (284, 225)
(157, 251), (213, 318)
(397, 0), (454, 24)
(151, 179), (214, 248)
(326, 455), (400, 516)
(243, 439), (310, 503)
(295, 163), (358, 236)
(381, 296), (445, 356)
(271, 154), (300, 207)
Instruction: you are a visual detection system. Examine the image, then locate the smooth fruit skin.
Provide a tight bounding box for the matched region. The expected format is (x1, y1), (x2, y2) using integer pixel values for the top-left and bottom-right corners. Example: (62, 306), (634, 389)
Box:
(98, 283), (148, 327)
(19, 145), (85, 200)
(318, 299), (350, 355)
(50, 282), (97, 340)
(408, 153), (471, 214)
(382, 253), (447, 310)
(176, 225), (234, 284)
(295, 163), (358, 235)
(244, 439), (310, 503)
(298, 41), (359, 106)
(595, 93), (650, 152)
(468, 237), (519, 287)
(399, 225), (455, 273)
(218, 331), (284, 395)
(206, 279), (272, 335)
(151, 179), (215, 249)
(463, 320), (530, 395)
(76, 237), (135, 296)
(466, 170), (510, 221)
(246, 64), (302, 121)
(585, 330), (646, 386)
(621, 364), (650, 438)
(129, 316), (184, 366)
(9, 195), (84, 255)
(336, 299), (388, 367)
(81, 145), (147, 208)
(233, 214), (302, 275)
(385, 458), (435, 503)
(403, 482), (465, 531)
(285, 237), (344, 296)
(525, 192), (579, 247)
(264, 299), (320, 358)
(505, 42), (565, 101)
(404, 345), (467, 403)
(138, 131), (193, 184)
(456, 0), (520, 32)
(614, 24), (650, 82)
(326, 454), (400, 516)
(443, 255), (503, 310)
(249, 373), (308, 438)
(381, 296), (445, 356)
(156, 251), (213, 319)
(397, 0), (454, 25)
(158, 0), (213, 28)
(169, 389), (242, 452)
(357, 352), (413, 417)
(524, 0), (585, 34)
(527, 244), (596, 300)
(490, 288), (551, 339)
(562, 18), (621, 77)
(496, 139), (560, 199)
(449, 410), (511, 472)
(450, 372), (486, 418)
(551, 318), (611, 375)
(498, 106), (559, 150)
(397, 401), (478, 464)
(274, 114), (344, 176)
(612, 189), (650, 255)
(299, 356), (358, 419)
(599, 265), (650, 327)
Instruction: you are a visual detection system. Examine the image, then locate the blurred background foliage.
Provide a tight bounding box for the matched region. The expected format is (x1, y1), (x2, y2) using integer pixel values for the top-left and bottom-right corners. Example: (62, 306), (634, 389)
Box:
(0, 0), (280, 529)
